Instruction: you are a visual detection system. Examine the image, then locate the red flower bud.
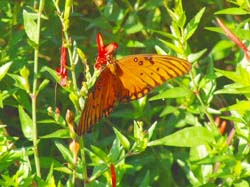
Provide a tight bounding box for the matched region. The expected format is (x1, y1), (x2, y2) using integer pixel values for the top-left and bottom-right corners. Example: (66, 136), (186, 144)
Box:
(56, 46), (68, 86)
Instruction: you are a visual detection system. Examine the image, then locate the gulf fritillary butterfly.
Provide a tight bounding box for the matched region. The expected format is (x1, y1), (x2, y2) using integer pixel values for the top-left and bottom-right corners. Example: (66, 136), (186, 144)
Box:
(77, 33), (191, 135)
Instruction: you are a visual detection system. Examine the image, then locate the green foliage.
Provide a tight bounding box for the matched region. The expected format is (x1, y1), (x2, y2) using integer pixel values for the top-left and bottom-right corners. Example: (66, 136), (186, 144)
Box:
(0, 0), (250, 186)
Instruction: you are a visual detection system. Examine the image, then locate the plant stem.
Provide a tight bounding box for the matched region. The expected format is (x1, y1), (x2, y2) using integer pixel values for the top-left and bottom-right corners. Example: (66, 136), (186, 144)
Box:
(32, 0), (44, 177)
(189, 71), (215, 125)
(79, 137), (88, 186)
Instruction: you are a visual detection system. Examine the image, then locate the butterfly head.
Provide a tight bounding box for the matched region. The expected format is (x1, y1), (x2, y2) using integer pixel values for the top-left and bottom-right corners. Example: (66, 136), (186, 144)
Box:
(95, 33), (118, 70)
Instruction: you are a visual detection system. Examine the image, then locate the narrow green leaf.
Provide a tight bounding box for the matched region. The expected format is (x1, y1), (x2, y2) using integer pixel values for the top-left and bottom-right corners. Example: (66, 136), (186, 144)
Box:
(221, 101), (250, 115)
(184, 7), (206, 40)
(154, 45), (167, 55)
(54, 140), (73, 163)
(147, 121), (157, 141)
(8, 74), (30, 93)
(150, 87), (192, 101)
(18, 105), (33, 141)
(90, 145), (108, 162)
(113, 127), (130, 150)
(139, 170), (150, 187)
(41, 129), (70, 139)
(158, 39), (183, 54)
(0, 62), (12, 81)
(109, 139), (120, 162)
(160, 106), (178, 117)
(37, 79), (50, 94)
(216, 66), (250, 85)
(152, 30), (178, 41)
(148, 126), (214, 147)
(125, 23), (144, 34)
(215, 8), (249, 15)
(126, 40), (145, 48)
(215, 83), (250, 95)
(188, 49), (207, 63)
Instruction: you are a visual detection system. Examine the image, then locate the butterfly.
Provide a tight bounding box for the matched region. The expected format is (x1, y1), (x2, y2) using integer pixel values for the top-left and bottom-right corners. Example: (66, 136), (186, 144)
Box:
(77, 33), (191, 135)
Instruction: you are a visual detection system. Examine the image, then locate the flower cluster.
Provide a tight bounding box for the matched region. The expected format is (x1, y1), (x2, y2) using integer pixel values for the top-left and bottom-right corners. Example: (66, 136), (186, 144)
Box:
(95, 33), (118, 69)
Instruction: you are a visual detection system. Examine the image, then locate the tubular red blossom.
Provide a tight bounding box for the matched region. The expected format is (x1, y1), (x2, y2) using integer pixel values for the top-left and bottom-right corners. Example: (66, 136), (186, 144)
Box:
(56, 46), (68, 86)
(95, 33), (118, 69)
(216, 18), (250, 61)
(110, 163), (116, 187)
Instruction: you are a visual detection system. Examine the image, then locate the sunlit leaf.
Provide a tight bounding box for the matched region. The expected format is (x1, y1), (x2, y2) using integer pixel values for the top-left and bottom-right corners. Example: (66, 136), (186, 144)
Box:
(113, 127), (130, 150)
(23, 10), (38, 45)
(215, 8), (249, 15)
(150, 87), (192, 100)
(185, 7), (206, 40)
(41, 129), (70, 139)
(18, 105), (33, 141)
(0, 62), (12, 81)
(148, 126), (214, 147)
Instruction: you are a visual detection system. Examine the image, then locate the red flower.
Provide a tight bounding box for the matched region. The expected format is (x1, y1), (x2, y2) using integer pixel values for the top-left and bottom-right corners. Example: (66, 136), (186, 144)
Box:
(56, 46), (68, 86)
(95, 33), (118, 69)
(110, 163), (116, 187)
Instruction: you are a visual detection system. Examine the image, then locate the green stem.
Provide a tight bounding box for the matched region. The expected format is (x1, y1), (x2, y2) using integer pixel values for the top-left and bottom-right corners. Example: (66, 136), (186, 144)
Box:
(189, 71), (215, 125)
(32, 0), (44, 177)
(63, 32), (78, 93)
(52, 0), (79, 111)
(79, 137), (88, 186)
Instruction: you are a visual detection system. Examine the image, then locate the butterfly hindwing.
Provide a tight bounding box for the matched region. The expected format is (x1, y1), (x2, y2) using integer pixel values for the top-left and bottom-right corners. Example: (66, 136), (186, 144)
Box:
(77, 68), (117, 135)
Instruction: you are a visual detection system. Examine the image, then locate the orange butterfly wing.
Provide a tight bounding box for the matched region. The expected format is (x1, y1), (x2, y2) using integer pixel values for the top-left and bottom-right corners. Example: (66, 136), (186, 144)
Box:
(77, 68), (120, 135)
(77, 54), (191, 135)
(112, 54), (191, 102)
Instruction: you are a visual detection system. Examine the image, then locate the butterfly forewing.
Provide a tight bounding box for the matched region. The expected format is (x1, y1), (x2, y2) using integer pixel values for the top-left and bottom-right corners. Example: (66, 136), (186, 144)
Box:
(113, 54), (191, 102)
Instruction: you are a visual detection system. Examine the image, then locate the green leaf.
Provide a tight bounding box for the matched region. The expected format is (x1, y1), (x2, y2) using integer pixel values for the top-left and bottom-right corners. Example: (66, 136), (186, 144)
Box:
(150, 87), (192, 101)
(0, 90), (10, 108)
(188, 48), (207, 63)
(113, 127), (130, 150)
(125, 23), (144, 34)
(154, 45), (167, 55)
(184, 7), (206, 40)
(8, 74), (30, 93)
(37, 79), (50, 94)
(90, 145), (108, 162)
(158, 38), (183, 54)
(85, 148), (104, 164)
(0, 62), (12, 81)
(109, 139), (120, 162)
(216, 66), (250, 85)
(221, 101), (250, 115)
(160, 106), (178, 117)
(211, 40), (235, 61)
(18, 105), (33, 141)
(215, 83), (250, 95)
(147, 121), (157, 141)
(148, 126), (214, 147)
(126, 40), (145, 48)
(23, 10), (38, 45)
(54, 140), (73, 163)
(215, 8), (249, 15)
(139, 170), (150, 187)
(41, 66), (60, 83)
(152, 30), (178, 41)
(41, 129), (70, 139)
